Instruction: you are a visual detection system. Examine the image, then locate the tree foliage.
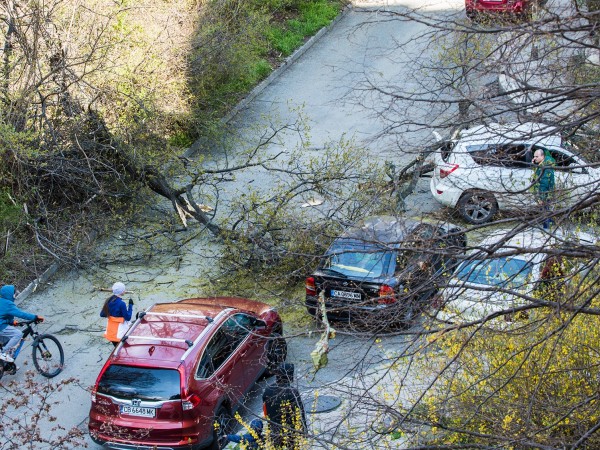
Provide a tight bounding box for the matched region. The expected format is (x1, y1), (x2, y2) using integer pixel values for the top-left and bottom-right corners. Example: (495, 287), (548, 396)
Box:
(0, 0), (345, 284)
(337, 2), (600, 448)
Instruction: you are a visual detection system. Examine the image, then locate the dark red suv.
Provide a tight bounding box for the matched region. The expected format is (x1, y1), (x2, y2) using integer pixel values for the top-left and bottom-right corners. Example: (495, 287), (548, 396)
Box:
(88, 297), (286, 450)
(465, 0), (544, 19)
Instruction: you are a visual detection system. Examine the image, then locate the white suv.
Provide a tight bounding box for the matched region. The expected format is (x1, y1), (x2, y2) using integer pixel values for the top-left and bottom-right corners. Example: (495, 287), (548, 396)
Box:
(430, 123), (599, 224)
(434, 228), (596, 328)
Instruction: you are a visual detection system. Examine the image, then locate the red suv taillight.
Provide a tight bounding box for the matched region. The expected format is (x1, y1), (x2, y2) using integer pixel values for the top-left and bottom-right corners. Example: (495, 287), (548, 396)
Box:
(306, 277), (316, 296)
(378, 285), (396, 304)
(182, 394), (202, 411)
(440, 164), (459, 179)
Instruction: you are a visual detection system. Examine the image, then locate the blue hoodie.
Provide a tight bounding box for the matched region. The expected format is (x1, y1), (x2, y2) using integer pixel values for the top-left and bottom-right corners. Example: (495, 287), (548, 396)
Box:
(225, 419), (263, 449)
(0, 285), (36, 331)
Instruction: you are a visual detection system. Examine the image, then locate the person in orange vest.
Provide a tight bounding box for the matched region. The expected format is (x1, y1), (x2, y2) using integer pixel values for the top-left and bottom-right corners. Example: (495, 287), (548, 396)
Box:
(100, 282), (133, 347)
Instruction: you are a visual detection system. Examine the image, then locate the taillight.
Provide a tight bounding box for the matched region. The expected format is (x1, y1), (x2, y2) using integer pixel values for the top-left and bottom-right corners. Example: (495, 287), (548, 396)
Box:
(182, 394), (202, 411)
(378, 285), (396, 304)
(306, 277), (316, 296)
(440, 164), (459, 179)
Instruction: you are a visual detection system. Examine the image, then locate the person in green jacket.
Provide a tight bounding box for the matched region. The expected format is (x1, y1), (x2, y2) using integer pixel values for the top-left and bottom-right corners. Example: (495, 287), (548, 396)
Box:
(533, 149), (555, 230)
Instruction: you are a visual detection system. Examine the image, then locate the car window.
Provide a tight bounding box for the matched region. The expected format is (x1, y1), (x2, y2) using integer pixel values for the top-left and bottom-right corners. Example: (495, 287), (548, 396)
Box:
(468, 144), (502, 167)
(196, 316), (250, 379)
(469, 143), (530, 168)
(440, 141), (454, 163)
(325, 249), (392, 279)
(502, 144), (531, 168)
(323, 239), (393, 279)
(466, 143), (494, 153)
(456, 257), (532, 289)
(221, 314), (252, 346)
(546, 149), (586, 173)
(98, 365), (181, 401)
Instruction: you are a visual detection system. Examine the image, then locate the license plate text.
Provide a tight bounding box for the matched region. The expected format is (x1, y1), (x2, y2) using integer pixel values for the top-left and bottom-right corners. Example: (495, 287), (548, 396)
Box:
(120, 405), (156, 418)
(331, 290), (361, 300)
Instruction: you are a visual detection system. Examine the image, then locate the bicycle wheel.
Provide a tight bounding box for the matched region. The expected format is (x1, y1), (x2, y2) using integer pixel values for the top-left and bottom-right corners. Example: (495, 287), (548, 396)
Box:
(32, 334), (64, 378)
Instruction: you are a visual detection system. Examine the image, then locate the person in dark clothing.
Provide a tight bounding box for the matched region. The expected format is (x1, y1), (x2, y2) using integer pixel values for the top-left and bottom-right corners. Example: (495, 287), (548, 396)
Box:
(100, 282), (133, 347)
(224, 418), (263, 449)
(533, 149), (556, 230)
(262, 363), (307, 449)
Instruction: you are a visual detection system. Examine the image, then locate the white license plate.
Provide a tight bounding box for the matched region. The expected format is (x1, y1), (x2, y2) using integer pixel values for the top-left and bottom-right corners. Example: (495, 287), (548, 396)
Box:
(331, 290), (361, 300)
(120, 405), (156, 418)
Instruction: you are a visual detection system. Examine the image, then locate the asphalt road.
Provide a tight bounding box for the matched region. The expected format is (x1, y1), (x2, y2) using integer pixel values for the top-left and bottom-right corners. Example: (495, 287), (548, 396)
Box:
(6, 1), (463, 448)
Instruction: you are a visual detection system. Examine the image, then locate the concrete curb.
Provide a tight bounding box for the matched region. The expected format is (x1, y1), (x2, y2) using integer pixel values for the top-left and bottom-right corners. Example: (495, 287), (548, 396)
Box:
(16, 260), (62, 303)
(221, 5), (352, 124)
(184, 5), (353, 158)
(17, 229), (99, 304)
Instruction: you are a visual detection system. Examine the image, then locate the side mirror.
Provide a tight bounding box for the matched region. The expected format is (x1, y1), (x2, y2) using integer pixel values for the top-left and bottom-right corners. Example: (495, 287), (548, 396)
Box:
(254, 319), (267, 330)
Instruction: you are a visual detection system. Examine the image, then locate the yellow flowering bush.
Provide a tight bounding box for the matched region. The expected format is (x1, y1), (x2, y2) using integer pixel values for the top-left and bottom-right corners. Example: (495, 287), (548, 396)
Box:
(408, 271), (600, 448)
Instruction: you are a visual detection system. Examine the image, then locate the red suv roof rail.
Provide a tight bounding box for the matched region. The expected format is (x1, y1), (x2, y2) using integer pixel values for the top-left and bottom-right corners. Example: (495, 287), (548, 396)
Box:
(140, 311), (215, 322)
(112, 308), (233, 361)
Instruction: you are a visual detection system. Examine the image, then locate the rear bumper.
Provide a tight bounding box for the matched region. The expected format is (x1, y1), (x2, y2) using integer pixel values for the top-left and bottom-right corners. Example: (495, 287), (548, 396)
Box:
(88, 417), (212, 450)
(430, 177), (462, 208)
(305, 295), (392, 321)
(90, 435), (208, 450)
(305, 294), (432, 325)
(465, 1), (526, 13)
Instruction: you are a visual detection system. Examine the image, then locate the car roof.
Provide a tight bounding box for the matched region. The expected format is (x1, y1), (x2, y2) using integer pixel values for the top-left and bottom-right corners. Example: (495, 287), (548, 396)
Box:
(457, 122), (562, 148)
(110, 297), (272, 367)
(471, 228), (597, 258)
(339, 216), (422, 246)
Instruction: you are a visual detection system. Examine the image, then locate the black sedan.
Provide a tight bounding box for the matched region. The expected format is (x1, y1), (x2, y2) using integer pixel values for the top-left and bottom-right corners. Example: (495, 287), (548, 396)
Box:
(305, 216), (466, 327)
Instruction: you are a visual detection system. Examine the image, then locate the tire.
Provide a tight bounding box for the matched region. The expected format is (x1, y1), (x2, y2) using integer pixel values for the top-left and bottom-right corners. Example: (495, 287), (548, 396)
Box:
(457, 191), (498, 224)
(32, 334), (64, 378)
(0, 361), (4, 381)
(264, 333), (288, 377)
(209, 405), (232, 450)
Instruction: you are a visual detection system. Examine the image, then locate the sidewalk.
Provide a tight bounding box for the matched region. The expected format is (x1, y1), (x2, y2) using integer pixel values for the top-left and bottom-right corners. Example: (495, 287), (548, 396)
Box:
(497, 0), (589, 118)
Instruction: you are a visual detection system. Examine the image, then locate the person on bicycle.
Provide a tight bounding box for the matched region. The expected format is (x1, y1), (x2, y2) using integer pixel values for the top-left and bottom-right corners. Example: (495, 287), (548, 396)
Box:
(0, 285), (44, 362)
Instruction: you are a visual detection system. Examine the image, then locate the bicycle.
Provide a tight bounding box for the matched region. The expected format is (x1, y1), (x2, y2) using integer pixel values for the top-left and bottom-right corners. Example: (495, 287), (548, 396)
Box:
(0, 318), (64, 381)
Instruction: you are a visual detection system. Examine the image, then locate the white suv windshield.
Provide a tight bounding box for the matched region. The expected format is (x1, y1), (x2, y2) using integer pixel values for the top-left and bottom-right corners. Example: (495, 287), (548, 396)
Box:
(457, 257), (532, 289)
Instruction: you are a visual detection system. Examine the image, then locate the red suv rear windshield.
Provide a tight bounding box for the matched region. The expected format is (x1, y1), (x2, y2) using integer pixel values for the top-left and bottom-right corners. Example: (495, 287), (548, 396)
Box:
(98, 365), (181, 401)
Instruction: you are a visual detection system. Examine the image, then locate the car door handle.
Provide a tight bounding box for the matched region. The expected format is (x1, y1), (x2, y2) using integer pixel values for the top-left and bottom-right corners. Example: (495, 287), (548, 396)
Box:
(239, 350), (248, 357)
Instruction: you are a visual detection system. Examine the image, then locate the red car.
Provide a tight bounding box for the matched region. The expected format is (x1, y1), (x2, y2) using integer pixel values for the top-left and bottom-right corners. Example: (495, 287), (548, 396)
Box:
(465, 0), (544, 19)
(88, 297), (287, 450)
